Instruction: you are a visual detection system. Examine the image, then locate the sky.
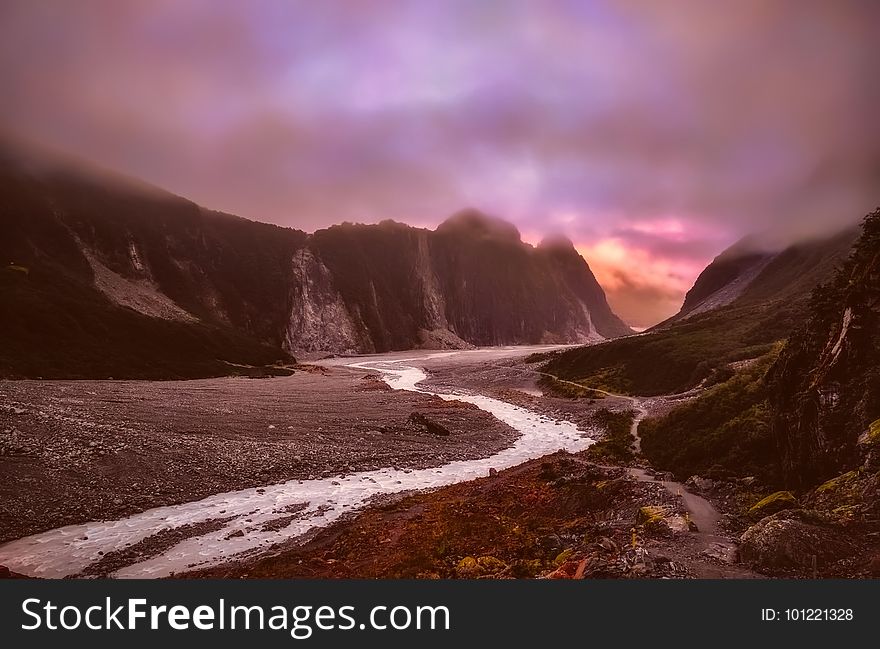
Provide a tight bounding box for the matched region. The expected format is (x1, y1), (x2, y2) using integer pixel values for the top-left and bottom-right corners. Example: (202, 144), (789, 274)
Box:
(1, 1), (879, 327)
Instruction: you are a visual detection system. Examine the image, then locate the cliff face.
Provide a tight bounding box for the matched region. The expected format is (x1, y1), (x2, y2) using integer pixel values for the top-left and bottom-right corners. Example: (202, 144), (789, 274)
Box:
(0, 145), (629, 377)
(285, 211), (631, 353)
(768, 211), (880, 488)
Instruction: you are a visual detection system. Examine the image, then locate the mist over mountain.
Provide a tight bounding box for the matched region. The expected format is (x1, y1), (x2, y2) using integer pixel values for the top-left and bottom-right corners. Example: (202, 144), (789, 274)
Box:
(0, 143), (629, 378)
(665, 226), (860, 325)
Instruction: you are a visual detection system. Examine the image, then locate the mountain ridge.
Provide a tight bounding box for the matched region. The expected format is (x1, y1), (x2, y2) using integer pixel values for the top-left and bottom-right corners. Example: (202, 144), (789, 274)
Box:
(0, 144), (630, 378)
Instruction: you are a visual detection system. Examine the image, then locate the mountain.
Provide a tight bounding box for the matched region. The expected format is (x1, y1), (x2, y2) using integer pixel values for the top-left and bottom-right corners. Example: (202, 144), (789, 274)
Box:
(663, 229), (859, 326)
(540, 224), (859, 396)
(295, 211), (630, 354)
(0, 142), (629, 378)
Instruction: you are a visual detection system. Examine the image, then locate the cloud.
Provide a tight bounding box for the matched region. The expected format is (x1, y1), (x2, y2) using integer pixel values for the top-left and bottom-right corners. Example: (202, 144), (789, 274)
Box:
(1, 0), (878, 325)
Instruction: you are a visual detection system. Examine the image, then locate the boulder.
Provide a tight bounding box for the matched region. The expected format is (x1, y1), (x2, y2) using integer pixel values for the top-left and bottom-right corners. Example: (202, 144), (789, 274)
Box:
(685, 475), (716, 493)
(811, 470), (862, 510)
(857, 419), (880, 471)
(739, 510), (856, 570)
(636, 505), (673, 535)
(747, 490), (798, 519)
(407, 412), (451, 436)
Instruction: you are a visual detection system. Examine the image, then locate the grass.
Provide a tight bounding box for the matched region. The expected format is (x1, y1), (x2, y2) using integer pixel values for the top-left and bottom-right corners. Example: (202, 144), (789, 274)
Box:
(585, 408), (635, 463)
(541, 301), (796, 396)
(638, 350), (780, 483)
(536, 374), (605, 399)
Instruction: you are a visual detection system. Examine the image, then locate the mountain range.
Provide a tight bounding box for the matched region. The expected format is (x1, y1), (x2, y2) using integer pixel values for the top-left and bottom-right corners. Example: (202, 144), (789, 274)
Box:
(0, 142), (629, 379)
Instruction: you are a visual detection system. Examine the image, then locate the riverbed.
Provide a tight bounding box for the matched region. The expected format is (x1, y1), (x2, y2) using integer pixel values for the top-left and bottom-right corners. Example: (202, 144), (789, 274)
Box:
(0, 347), (597, 578)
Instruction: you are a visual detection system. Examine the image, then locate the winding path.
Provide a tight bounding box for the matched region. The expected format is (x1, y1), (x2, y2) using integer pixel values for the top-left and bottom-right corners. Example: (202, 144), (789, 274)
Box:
(531, 368), (730, 542)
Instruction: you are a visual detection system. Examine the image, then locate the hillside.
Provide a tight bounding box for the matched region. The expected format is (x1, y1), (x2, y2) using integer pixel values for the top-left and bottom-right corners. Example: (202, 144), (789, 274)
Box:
(628, 209), (880, 494)
(0, 145), (305, 379)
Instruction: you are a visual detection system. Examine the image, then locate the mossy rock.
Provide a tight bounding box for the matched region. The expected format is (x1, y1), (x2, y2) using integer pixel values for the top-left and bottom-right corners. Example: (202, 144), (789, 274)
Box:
(813, 470), (865, 511)
(870, 419), (880, 443)
(510, 559), (543, 578)
(636, 505), (670, 533)
(455, 556), (479, 577)
(816, 470), (859, 494)
(475, 555), (507, 574)
(859, 419), (880, 446)
(829, 505), (860, 524)
(553, 548), (574, 566)
(748, 491), (798, 519)
(454, 555), (507, 577)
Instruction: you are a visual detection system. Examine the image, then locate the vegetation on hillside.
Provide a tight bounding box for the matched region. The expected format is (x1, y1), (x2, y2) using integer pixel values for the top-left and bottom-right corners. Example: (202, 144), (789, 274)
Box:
(0, 268), (291, 379)
(540, 305), (784, 396)
(585, 408), (635, 464)
(639, 351), (780, 483)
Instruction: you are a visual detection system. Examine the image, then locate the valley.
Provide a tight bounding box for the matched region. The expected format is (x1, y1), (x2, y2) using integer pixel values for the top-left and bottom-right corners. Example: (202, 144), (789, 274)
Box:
(0, 346), (772, 580)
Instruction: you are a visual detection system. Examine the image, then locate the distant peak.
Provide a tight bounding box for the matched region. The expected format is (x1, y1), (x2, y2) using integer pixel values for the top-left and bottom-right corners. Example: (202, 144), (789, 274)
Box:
(538, 233), (575, 251)
(436, 209), (522, 243)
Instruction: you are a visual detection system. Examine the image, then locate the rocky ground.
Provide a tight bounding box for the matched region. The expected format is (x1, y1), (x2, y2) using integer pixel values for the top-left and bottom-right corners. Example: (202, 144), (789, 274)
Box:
(0, 364), (516, 543)
(185, 451), (754, 579)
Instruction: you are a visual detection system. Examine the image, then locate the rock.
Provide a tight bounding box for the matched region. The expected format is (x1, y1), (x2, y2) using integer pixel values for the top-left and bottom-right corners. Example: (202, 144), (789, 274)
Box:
(0, 565), (9, 579)
(596, 537), (619, 553)
(455, 555), (507, 578)
(739, 510), (856, 570)
(553, 548), (574, 566)
(685, 475), (716, 492)
(701, 542), (737, 564)
(748, 491), (798, 519)
(811, 470), (865, 511)
(407, 412), (451, 437)
(547, 559), (582, 579)
(858, 420), (880, 471)
(226, 530), (245, 539)
(488, 467), (497, 477)
(636, 505), (670, 533)
(868, 554), (880, 578)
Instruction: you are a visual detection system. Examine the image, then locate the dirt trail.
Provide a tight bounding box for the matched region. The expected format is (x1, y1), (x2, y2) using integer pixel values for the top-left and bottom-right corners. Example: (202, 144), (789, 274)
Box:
(527, 368), (739, 561)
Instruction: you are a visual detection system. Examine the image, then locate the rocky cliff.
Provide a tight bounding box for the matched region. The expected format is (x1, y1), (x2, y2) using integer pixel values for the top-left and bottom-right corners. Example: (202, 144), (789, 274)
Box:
(768, 210), (880, 488)
(0, 143), (629, 377)
(291, 212), (630, 354)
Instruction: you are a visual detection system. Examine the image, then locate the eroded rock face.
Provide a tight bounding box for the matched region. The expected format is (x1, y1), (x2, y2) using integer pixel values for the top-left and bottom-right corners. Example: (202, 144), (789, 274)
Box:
(768, 211), (880, 488)
(739, 510), (856, 570)
(285, 248), (373, 354)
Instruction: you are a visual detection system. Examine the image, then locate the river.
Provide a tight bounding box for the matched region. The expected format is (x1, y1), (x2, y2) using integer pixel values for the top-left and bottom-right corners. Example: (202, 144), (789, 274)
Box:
(0, 349), (597, 578)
